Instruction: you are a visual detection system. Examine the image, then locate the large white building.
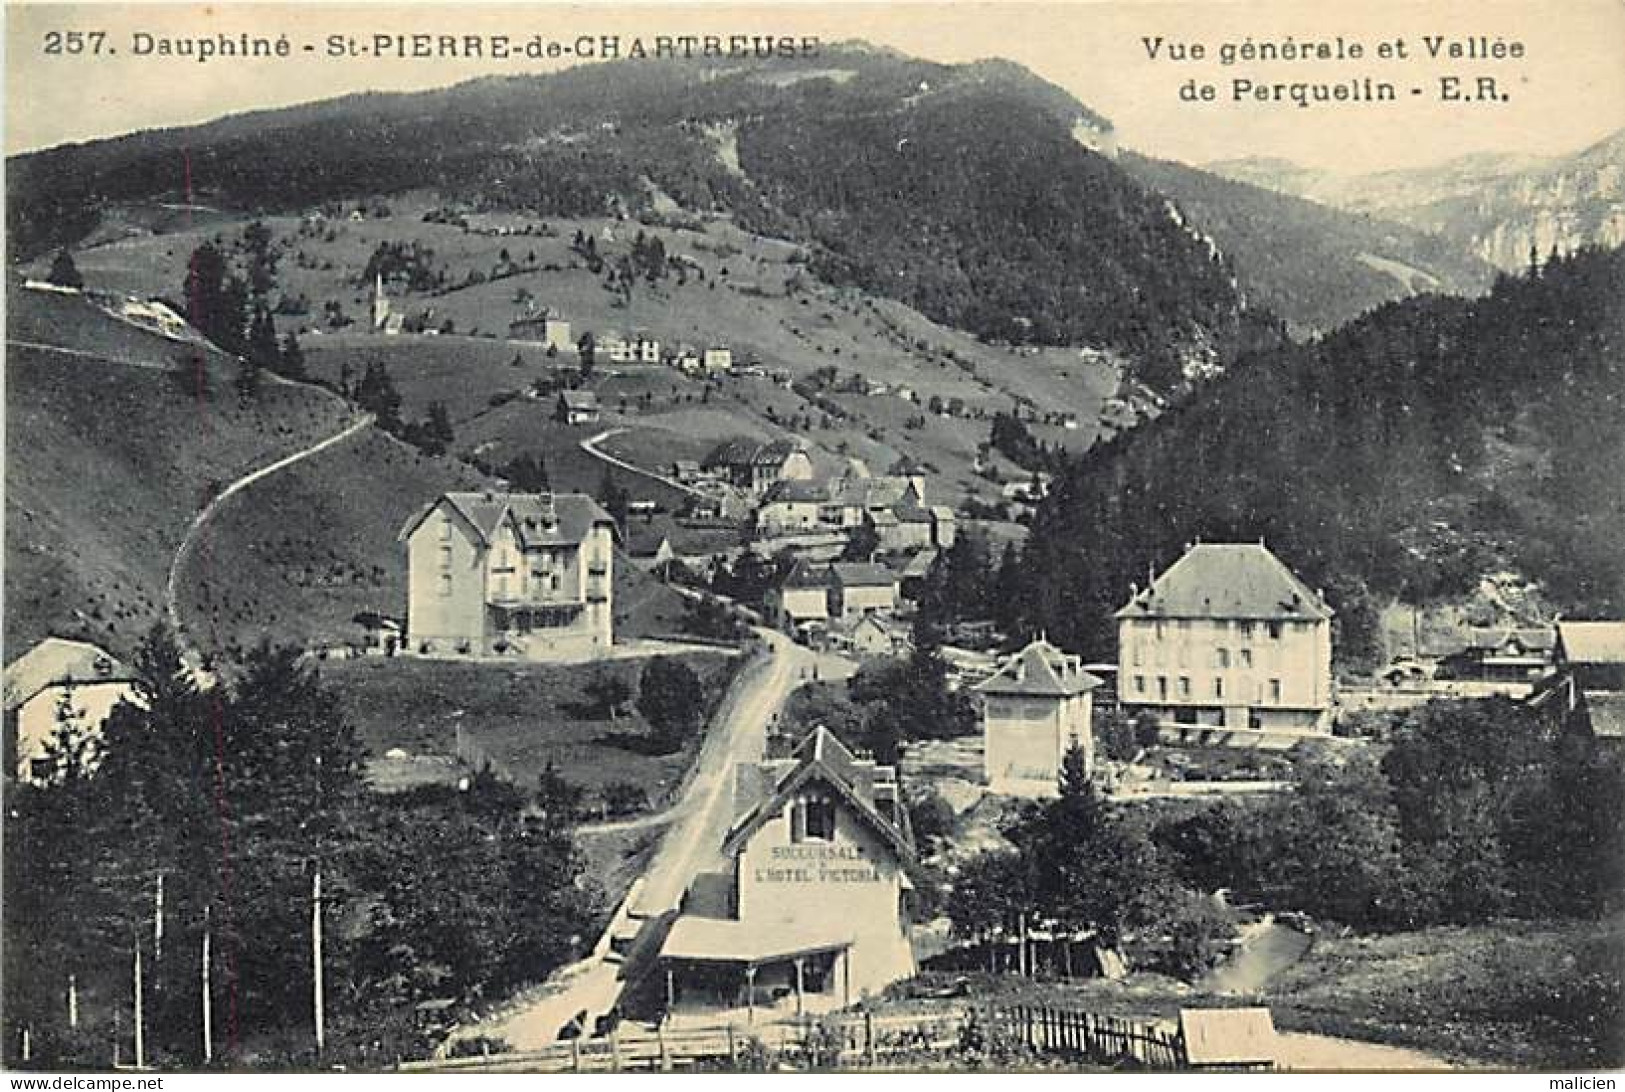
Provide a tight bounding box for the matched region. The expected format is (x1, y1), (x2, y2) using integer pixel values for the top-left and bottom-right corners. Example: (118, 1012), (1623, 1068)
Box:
(657, 727), (918, 1024)
(1116, 543), (1333, 734)
(976, 639), (1102, 797)
(398, 491), (617, 660)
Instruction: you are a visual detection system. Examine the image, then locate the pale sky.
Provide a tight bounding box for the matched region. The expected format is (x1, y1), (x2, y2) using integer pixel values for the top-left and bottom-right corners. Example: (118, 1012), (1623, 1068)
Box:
(6, 1), (1625, 173)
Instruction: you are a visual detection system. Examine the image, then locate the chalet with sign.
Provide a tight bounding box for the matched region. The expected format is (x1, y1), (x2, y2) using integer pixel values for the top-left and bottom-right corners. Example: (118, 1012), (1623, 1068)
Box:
(657, 726), (917, 1024)
(399, 491), (617, 660)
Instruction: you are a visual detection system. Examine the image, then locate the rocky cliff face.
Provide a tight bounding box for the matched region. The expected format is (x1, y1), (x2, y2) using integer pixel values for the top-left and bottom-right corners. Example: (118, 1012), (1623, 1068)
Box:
(1209, 129), (1625, 271)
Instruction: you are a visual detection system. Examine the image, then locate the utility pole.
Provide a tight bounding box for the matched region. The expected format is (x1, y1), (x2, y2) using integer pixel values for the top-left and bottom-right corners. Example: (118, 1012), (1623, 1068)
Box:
(67, 974), (78, 1031)
(312, 868), (324, 1060)
(201, 906), (213, 1065)
(154, 874), (165, 966)
(133, 945), (145, 1070)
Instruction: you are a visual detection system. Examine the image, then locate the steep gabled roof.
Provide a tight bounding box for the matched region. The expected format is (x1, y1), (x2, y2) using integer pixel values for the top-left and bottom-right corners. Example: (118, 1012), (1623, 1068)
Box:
(1116, 543), (1332, 621)
(4, 638), (135, 712)
(780, 557), (833, 589)
(398, 492), (616, 547)
(1558, 621), (1625, 666)
(762, 478), (829, 505)
(975, 638), (1102, 697)
(703, 437), (807, 469)
(722, 726), (915, 866)
(558, 389), (599, 410)
(832, 562), (898, 589)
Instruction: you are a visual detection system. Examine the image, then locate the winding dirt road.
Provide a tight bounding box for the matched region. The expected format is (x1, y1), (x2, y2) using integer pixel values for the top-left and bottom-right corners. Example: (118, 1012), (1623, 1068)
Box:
(164, 412), (374, 672)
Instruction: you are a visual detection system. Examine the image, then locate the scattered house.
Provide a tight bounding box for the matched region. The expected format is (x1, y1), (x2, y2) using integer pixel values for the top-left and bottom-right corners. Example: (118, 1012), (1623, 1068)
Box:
(630, 535), (677, 577)
(1554, 621), (1625, 691)
(508, 311), (573, 352)
(843, 614), (910, 659)
(633, 334), (662, 364)
(1178, 1008), (1277, 1071)
(598, 328), (633, 362)
(398, 491), (617, 660)
(671, 347), (704, 376)
(554, 389), (601, 425)
(3, 638), (141, 784)
(757, 479), (828, 536)
(1532, 620), (1625, 745)
(766, 558), (832, 631)
(826, 475), (954, 551)
(1116, 542), (1334, 734)
(976, 638), (1102, 797)
(683, 492), (730, 521)
(671, 459), (704, 484)
(1001, 475), (1051, 504)
(830, 562), (899, 623)
(658, 726), (917, 1024)
(1435, 626), (1555, 684)
(703, 438), (815, 494)
(703, 346), (734, 374)
(895, 548), (939, 601)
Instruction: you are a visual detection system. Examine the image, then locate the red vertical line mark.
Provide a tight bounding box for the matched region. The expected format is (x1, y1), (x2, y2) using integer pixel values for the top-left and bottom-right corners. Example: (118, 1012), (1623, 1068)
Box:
(183, 146), (240, 1055)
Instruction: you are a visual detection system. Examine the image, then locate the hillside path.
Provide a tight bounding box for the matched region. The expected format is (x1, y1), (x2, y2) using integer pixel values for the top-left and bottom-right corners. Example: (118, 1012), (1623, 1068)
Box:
(494, 631), (854, 1050)
(579, 427), (712, 501)
(8, 337), (176, 371)
(165, 412), (375, 673)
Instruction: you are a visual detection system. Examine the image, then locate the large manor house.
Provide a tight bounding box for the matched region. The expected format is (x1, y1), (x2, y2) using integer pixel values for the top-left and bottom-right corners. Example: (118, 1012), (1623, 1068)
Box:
(399, 491), (618, 660)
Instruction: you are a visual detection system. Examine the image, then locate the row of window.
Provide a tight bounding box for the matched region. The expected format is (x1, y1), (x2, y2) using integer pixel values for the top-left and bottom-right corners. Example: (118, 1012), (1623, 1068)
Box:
(1131, 644), (1262, 669)
(1138, 619), (1287, 641)
(1130, 674), (1284, 702)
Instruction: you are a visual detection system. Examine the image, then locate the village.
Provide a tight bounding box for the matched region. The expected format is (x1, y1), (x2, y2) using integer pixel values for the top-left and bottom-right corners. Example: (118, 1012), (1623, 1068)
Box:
(5, 44), (1623, 1073)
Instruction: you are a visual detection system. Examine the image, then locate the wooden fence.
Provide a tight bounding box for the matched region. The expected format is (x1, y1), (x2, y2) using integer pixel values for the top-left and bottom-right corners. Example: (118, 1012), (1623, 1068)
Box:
(404, 1003), (1185, 1072)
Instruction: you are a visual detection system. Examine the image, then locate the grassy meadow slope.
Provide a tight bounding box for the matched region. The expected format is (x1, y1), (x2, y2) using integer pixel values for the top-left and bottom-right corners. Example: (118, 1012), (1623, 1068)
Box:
(1120, 153), (1498, 335)
(4, 284), (354, 658)
(45, 199), (1123, 512)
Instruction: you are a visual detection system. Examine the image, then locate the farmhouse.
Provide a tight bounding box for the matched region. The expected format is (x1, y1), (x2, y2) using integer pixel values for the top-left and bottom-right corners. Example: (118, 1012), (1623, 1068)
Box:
(756, 479), (828, 536)
(830, 563), (899, 622)
(658, 726), (917, 1024)
(508, 312), (573, 352)
(976, 638), (1102, 797)
(841, 614), (910, 659)
(1532, 621), (1625, 744)
(703, 437), (814, 494)
(1555, 621), (1625, 691)
(766, 558), (832, 631)
(1435, 626), (1554, 685)
(554, 389), (601, 425)
(3, 638), (141, 784)
(703, 346), (733, 374)
(398, 491), (617, 660)
(1116, 543), (1334, 734)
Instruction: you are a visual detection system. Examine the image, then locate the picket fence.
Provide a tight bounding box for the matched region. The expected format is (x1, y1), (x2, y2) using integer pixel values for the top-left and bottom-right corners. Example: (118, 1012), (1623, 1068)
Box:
(403, 1003), (1186, 1073)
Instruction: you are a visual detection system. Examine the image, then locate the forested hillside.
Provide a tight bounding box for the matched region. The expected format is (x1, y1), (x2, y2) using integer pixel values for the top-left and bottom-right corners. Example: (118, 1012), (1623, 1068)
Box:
(10, 49), (1263, 395)
(1014, 245), (1625, 659)
(1121, 153), (1497, 334)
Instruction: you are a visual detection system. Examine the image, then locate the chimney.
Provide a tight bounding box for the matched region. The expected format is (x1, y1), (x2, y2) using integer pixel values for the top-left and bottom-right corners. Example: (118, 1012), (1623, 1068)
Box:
(541, 491), (558, 530)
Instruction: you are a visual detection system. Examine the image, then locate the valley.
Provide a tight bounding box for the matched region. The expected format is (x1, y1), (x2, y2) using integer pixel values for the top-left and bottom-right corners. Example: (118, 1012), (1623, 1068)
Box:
(5, 35), (1622, 1078)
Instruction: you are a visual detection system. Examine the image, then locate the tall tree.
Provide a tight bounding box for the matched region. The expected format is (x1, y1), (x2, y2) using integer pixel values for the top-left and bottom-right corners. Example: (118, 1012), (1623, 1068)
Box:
(46, 248), (84, 289)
